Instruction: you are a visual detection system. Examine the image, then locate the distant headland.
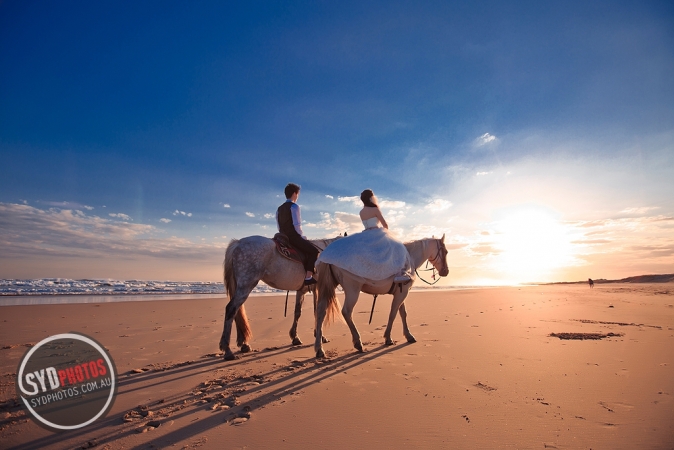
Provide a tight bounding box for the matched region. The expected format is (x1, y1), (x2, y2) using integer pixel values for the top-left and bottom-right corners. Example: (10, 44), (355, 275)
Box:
(542, 274), (674, 285)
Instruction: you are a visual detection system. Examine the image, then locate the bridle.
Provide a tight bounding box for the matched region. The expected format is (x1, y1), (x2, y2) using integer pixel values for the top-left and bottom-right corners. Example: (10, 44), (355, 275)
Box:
(414, 239), (447, 286)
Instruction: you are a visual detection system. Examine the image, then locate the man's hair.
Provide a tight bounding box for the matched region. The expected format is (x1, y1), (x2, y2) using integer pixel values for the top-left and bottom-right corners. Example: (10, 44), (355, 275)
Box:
(285, 183), (301, 199)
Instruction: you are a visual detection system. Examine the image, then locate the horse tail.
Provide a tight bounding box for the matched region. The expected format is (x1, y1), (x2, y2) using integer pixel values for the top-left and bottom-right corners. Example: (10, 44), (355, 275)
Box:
(316, 262), (341, 325)
(235, 304), (252, 345)
(223, 238), (239, 299)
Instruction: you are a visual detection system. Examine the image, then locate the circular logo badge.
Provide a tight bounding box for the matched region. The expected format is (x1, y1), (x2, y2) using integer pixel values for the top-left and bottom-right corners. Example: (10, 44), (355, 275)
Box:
(15, 333), (117, 432)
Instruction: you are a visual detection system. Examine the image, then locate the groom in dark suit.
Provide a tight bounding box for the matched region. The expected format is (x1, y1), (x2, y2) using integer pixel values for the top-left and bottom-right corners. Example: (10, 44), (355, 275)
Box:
(276, 183), (318, 285)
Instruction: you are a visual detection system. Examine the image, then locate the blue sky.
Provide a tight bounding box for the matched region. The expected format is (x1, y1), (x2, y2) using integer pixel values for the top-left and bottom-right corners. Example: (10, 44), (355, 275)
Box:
(1, 1), (673, 284)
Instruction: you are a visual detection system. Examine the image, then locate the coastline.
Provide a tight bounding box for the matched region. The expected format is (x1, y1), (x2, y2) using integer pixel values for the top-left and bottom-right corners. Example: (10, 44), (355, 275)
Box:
(0, 285), (501, 306)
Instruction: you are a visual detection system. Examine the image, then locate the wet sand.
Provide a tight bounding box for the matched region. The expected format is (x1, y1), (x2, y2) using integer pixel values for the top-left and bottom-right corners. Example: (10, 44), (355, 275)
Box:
(1, 284), (673, 449)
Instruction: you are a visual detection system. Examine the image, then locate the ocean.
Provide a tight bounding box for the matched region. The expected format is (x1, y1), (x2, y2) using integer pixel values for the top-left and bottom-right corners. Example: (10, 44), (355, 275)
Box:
(0, 278), (487, 306)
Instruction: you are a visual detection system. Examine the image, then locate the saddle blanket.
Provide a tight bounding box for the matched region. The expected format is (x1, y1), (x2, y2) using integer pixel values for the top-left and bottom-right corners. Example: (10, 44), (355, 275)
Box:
(317, 227), (411, 281)
(272, 233), (304, 264)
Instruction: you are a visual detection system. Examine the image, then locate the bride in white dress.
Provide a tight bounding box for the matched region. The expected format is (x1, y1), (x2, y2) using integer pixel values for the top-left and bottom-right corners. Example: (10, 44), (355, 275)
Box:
(317, 189), (412, 282)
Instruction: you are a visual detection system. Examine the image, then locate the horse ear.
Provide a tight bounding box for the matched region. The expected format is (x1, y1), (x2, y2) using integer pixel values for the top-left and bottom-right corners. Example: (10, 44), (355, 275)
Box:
(441, 233), (445, 242)
(344, 231), (348, 236)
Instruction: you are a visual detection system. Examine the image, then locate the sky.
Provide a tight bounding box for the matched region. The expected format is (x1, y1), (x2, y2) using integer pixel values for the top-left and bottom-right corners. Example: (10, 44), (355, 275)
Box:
(1, 1), (673, 285)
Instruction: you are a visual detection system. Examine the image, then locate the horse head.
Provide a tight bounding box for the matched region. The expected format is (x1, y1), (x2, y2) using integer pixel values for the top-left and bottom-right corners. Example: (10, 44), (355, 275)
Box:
(428, 234), (449, 277)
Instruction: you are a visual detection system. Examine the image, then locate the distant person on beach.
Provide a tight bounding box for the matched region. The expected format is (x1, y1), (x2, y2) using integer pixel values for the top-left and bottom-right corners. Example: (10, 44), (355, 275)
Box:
(588, 278), (594, 288)
(276, 183), (318, 285)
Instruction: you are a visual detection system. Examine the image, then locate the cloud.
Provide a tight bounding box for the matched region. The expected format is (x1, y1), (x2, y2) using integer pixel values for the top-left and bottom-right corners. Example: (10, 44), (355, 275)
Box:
(223, 204), (231, 208)
(338, 196), (360, 207)
(379, 200), (406, 209)
(475, 133), (498, 147)
(620, 207), (659, 215)
(159, 218), (172, 223)
(0, 203), (226, 263)
(425, 199), (452, 212)
(469, 243), (501, 257)
(325, 195), (334, 199)
(109, 213), (132, 221)
(571, 239), (611, 245)
(306, 211), (362, 235)
(476, 171), (492, 176)
(173, 210), (192, 217)
(40, 201), (94, 211)
(245, 212), (255, 217)
(263, 213), (274, 219)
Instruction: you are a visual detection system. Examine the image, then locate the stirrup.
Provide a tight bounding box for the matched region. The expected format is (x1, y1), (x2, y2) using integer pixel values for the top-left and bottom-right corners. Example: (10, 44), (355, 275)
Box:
(393, 275), (411, 283)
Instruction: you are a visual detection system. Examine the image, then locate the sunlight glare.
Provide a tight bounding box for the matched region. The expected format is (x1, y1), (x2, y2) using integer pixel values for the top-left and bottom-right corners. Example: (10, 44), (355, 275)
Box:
(492, 207), (575, 282)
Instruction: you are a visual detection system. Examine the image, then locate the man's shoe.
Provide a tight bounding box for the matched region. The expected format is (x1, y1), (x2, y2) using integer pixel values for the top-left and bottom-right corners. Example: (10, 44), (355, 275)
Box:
(304, 277), (317, 286)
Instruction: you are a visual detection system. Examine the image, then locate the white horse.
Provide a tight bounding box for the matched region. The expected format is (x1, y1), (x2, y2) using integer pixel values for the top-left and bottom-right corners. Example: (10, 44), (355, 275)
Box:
(221, 235), (341, 360)
(314, 235), (449, 358)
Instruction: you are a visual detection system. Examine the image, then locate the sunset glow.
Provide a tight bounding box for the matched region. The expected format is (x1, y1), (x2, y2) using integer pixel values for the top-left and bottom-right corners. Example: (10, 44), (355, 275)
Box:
(491, 208), (576, 282)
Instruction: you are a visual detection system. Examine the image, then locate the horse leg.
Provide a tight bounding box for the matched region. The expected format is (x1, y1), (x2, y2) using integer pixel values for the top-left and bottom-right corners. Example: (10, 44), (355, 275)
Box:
(289, 289), (305, 346)
(235, 305), (252, 353)
(398, 302), (416, 343)
(311, 287), (329, 343)
(314, 293), (328, 358)
(219, 285), (254, 360)
(383, 291), (408, 345)
(341, 288), (363, 352)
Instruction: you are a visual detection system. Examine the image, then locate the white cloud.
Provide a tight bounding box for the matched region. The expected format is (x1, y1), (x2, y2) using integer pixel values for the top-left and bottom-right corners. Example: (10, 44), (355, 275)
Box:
(173, 210), (192, 217)
(475, 133), (497, 147)
(425, 199), (452, 212)
(245, 212), (255, 217)
(160, 218), (171, 223)
(223, 204), (231, 208)
(620, 206), (659, 215)
(109, 213), (132, 221)
(306, 211), (362, 235)
(0, 203), (227, 264)
(379, 200), (406, 209)
(325, 195), (334, 199)
(338, 196), (360, 207)
(263, 213), (274, 219)
(42, 201), (94, 211)
(476, 171), (492, 176)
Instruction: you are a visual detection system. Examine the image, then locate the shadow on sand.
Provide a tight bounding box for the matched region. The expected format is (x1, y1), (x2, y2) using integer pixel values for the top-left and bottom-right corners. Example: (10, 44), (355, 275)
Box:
(12, 342), (409, 449)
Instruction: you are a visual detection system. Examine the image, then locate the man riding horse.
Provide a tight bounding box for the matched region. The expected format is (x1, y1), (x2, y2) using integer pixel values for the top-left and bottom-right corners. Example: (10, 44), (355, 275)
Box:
(276, 183), (318, 286)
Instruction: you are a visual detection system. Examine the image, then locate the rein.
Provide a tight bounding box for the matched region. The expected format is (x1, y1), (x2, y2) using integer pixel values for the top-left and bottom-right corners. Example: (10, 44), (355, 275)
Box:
(415, 240), (444, 286)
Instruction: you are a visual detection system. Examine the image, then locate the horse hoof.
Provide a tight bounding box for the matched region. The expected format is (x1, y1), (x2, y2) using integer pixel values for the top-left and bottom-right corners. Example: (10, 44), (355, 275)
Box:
(354, 343), (364, 353)
(385, 339), (395, 346)
(240, 344), (252, 353)
(224, 353), (237, 361)
(406, 335), (417, 343)
(316, 349), (325, 359)
(291, 337), (302, 346)
(322, 336), (329, 343)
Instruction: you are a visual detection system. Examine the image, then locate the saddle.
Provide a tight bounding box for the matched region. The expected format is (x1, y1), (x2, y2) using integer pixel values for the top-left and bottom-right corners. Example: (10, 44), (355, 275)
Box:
(273, 233), (308, 266)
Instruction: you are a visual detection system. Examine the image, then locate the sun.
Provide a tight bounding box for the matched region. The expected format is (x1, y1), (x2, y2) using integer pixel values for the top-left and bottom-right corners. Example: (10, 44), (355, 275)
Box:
(491, 207), (575, 282)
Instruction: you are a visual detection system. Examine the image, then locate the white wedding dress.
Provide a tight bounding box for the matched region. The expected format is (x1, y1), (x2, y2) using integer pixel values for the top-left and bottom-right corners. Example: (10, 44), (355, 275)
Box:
(317, 217), (412, 281)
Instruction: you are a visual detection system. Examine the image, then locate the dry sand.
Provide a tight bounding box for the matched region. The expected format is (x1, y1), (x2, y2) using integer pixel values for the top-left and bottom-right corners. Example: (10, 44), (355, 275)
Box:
(1, 283), (673, 449)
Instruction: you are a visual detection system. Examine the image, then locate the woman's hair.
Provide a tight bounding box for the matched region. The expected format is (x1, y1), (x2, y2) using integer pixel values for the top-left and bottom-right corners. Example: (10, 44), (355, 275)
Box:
(285, 183), (301, 199)
(360, 189), (378, 207)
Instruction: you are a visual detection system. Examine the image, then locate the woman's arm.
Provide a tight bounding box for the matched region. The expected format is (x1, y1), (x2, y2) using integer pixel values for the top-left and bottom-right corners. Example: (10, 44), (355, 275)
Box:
(375, 207), (389, 229)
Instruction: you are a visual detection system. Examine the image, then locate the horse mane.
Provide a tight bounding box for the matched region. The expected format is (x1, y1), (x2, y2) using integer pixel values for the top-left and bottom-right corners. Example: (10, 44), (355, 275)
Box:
(316, 262), (341, 325)
(223, 238), (240, 299)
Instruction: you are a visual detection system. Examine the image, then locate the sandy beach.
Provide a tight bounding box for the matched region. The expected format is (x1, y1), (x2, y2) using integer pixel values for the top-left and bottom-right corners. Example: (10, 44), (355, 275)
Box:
(1, 283), (673, 449)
